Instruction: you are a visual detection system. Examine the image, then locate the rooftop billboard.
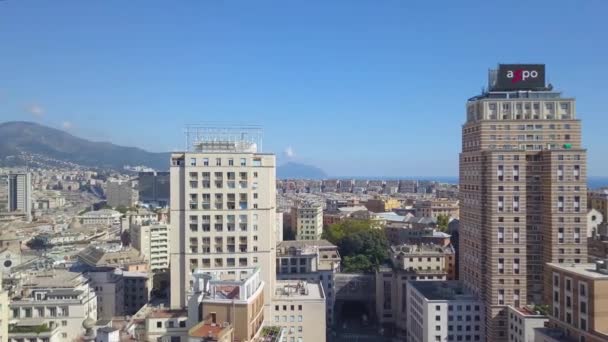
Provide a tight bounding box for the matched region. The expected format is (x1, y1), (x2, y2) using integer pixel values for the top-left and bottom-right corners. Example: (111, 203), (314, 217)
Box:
(493, 64), (546, 91)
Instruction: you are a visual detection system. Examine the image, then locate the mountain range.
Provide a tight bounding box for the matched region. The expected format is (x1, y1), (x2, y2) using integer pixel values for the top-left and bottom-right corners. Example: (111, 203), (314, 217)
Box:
(0, 121), (326, 178)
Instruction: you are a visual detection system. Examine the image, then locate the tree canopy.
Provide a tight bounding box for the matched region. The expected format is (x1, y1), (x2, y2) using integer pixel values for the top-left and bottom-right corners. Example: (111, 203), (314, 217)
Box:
(323, 219), (389, 273)
(436, 214), (450, 232)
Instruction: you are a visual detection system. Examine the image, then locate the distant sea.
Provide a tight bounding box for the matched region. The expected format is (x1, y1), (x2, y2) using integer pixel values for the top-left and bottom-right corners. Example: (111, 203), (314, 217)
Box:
(333, 176), (608, 189)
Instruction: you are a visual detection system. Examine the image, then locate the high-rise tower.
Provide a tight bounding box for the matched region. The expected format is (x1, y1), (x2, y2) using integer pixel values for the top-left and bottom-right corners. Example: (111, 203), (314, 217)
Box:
(459, 64), (587, 341)
(169, 125), (277, 317)
(8, 172), (32, 222)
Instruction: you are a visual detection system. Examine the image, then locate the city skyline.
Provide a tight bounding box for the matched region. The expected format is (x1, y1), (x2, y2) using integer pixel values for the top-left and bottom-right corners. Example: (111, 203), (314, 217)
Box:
(1, 1), (608, 177)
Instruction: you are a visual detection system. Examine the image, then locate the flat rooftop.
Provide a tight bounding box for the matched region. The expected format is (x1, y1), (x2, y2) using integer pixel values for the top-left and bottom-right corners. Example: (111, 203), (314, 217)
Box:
(146, 308), (187, 319)
(274, 280), (324, 300)
(547, 262), (608, 279)
(277, 240), (336, 249)
(410, 281), (479, 302)
(509, 306), (548, 317)
(189, 322), (230, 338)
(22, 269), (83, 288)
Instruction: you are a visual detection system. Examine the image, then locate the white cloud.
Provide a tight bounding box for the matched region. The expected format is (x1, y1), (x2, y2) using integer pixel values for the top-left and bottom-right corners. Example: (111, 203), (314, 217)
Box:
(62, 121), (73, 130)
(27, 104), (45, 117)
(284, 146), (295, 158)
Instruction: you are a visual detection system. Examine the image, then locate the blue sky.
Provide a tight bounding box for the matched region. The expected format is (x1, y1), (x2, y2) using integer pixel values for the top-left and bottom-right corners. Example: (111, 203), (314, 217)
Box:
(1, 0), (607, 177)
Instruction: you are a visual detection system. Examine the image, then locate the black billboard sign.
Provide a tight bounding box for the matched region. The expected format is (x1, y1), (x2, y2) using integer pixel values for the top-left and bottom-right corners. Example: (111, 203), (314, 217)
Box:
(495, 64), (545, 90)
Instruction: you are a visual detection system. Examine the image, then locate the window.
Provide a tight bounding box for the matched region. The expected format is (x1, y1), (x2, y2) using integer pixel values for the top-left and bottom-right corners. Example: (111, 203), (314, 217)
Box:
(157, 321), (162, 328)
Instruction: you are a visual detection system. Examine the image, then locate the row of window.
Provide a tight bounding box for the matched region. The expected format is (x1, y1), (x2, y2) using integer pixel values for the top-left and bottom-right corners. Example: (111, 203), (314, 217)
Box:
(181, 157), (262, 167)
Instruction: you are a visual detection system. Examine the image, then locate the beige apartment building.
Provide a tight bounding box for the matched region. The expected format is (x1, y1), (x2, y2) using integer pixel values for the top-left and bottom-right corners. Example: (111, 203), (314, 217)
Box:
(291, 203), (323, 241)
(272, 280), (326, 342)
(169, 127), (277, 316)
(132, 222), (170, 273)
(460, 65), (588, 341)
(187, 267), (265, 342)
(376, 243), (455, 338)
(539, 261), (608, 342)
(588, 190), (608, 223)
(415, 198), (460, 219)
(9, 269), (98, 342)
(276, 240), (340, 326)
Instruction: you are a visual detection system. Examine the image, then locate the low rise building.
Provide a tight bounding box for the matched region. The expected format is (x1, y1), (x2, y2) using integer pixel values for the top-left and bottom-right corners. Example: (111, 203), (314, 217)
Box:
(272, 280), (326, 342)
(376, 243), (455, 337)
(365, 197), (401, 213)
(144, 308), (189, 342)
(187, 267), (265, 342)
(188, 321), (233, 342)
(588, 189), (608, 223)
(78, 209), (122, 226)
(276, 240), (340, 326)
(414, 198), (459, 219)
(96, 326), (120, 342)
(385, 223), (451, 247)
(507, 305), (548, 342)
(77, 245), (148, 271)
(84, 267), (125, 320)
(406, 281), (484, 342)
(33, 190), (65, 210)
(9, 269), (98, 341)
(390, 243), (456, 280)
(542, 260), (608, 342)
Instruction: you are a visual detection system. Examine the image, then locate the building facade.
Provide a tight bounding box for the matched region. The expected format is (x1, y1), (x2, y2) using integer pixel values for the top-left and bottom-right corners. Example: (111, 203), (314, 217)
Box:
(407, 281), (484, 342)
(187, 267), (265, 342)
(460, 64), (588, 341)
(169, 127), (277, 316)
(132, 222), (170, 273)
(506, 305), (548, 342)
(542, 261), (608, 342)
(138, 171), (170, 207)
(106, 180), (138, 208)
(9, 269), (98, 341)
(275, 240), (340, 326)
(291, 203), (323, 241)
(7, 172), (32, 221)
(272, 280), (326, 342)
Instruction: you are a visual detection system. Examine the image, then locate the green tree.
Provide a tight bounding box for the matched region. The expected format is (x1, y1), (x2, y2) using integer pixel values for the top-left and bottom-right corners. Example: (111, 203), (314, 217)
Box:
(322, 219), (374, 244)
(436, 214), (450, 232)
(342, 255), (374, 273)
(322, 219), (389, 273)
(115, 205), (129, 214)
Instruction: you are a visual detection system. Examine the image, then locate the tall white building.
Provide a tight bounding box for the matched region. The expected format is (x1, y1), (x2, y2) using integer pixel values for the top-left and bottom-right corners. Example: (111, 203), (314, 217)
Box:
(169, 126), (277, 317)
(7, 172), (32, 221)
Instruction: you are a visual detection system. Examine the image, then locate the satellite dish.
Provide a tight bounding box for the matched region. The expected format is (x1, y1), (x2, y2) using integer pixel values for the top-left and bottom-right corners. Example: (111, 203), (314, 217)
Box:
(547, 83), (554, 91)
